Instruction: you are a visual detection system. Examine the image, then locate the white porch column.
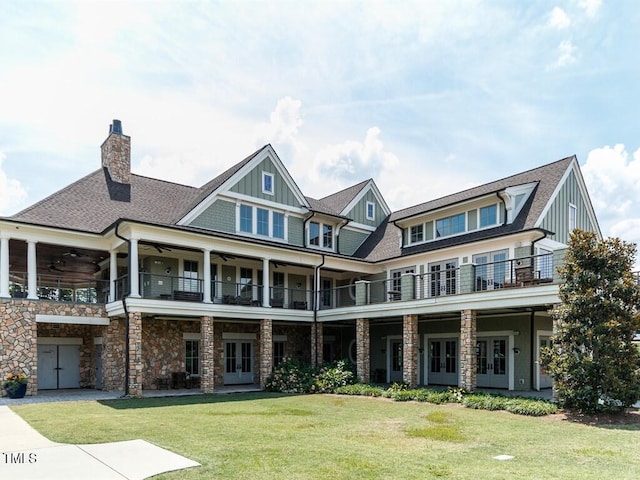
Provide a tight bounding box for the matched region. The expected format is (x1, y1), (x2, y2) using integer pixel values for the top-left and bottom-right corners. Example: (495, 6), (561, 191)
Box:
(109, 250), (118, 302)
(27, 241), (38, 300)
(262, 258), (270, 307)
(129, 237), (140, 298)
(0, 236), (9, 298)
(203, 249), (212, 303)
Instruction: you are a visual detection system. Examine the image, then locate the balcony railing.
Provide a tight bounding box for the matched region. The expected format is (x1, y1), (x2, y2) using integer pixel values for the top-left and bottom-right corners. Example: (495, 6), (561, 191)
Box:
(8, 272), (109, 304)
(9, 253), (562, 309)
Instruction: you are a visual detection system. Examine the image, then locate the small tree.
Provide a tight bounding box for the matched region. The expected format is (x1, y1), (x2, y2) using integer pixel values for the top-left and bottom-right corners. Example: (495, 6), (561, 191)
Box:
(541, 230), (640, 413)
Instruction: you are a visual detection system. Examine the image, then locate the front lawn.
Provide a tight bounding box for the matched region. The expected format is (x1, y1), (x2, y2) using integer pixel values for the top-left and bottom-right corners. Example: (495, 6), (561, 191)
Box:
(12, 393), (640, 479)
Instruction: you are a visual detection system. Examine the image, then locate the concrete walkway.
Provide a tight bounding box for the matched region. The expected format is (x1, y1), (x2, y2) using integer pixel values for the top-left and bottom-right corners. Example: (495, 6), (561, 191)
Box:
(0, 406), (200, 479)
(0, 385), (265, 479)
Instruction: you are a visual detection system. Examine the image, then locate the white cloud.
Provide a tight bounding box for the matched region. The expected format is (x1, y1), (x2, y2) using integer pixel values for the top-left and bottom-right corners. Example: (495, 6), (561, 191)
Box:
(550, 40), (578, 69)
(312, 127), (399, 192)
(549, 7), (571, 29)
(582, 144), (640, 265)
(254, 97), (306, 165)
(577, 0), (602, 18)
(0, 151), (28, 215)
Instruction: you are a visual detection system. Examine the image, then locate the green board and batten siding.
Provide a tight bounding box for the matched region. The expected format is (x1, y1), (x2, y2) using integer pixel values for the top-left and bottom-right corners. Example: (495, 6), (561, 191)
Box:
(229, 156), (301, 207)
(344, 190), (386, 227)
(538, 170), (596, 244)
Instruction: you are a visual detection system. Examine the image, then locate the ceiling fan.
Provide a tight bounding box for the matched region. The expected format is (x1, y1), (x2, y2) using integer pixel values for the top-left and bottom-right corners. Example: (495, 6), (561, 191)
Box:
(48, 262), (65, 273)
(62, 248), (86, 258)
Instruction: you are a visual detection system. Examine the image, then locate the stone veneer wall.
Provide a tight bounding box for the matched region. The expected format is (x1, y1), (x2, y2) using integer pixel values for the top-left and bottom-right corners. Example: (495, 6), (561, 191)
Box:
(0, 299), (106, 396)
(402, 314), (418, 387)
(201, 316), (214, 393)
(259, 319), (272, 387)
(140, 318), (200, 389)
(128, 312), (143, 397)
(460, 309), (477, 391)
(356, 318), (370, 383)
(310, 322), (323, 367)
(273, 323), (312, 364)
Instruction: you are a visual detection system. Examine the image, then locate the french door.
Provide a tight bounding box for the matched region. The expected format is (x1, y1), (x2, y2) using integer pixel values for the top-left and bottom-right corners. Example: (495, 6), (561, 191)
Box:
(476, 337), (509, 388)
(428, 338), (458, 385)
(224, 340), (254, 384)
(473, 250), (508, 291)
(536, 332), (553, 389)
(427, 260), (457, 297)
(388, 339), (403, 383)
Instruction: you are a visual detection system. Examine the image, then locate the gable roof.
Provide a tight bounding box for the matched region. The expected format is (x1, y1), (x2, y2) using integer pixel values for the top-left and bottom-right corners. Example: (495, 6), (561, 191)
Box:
(319, 180), (370, 214)
(354, 156), (576, 261)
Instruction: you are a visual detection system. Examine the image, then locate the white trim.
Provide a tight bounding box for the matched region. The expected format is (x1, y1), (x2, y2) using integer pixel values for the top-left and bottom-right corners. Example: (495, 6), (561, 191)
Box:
(36, 315), (110, 326)
(340, 180), (392, 218)
(342, 222), (377, 233)
(38, 337), (83, 345)
(262, 171), (275, 195)
(386, 335), (402, 383)
(535, 330), (553, 391)
(366, 201), (375, 221)
(177, 145), (310, 225)
(222, 332), (257, 340)
(183, 332), (202, 340)
(423, 333), (460, 386)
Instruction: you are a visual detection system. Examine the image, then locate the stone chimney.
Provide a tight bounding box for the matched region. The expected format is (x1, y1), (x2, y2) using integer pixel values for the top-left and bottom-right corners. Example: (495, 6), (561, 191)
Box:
(101, 119), (131, 184)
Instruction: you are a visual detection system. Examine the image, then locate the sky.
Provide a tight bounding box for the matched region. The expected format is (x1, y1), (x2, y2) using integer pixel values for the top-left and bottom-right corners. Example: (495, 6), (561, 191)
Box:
(1, 0), (639, 263)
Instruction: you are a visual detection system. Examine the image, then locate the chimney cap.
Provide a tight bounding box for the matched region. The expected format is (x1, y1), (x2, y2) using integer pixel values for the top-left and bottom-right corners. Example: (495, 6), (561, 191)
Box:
(109, 119), (123, 135)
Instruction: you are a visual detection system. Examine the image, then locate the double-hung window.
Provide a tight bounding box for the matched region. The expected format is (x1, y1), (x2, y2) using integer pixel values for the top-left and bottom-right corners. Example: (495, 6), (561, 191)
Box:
(410, 224), (424, 244)
(436, 213), (465, 238)
(239, 204), (285, 240)
(309, 221), (333, 249)
(257, 208), (269, 236)
(273, 212), (285, 239)
(240, 205), (253, 233)
(479, 205), (497, 228)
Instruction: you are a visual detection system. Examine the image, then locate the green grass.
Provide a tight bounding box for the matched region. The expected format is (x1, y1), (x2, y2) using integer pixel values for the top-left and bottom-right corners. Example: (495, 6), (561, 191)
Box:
(11, 393), (640, 479)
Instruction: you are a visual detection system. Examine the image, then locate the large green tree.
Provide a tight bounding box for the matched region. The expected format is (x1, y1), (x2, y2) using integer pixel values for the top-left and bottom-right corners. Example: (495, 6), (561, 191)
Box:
(541, 230), (640, 413)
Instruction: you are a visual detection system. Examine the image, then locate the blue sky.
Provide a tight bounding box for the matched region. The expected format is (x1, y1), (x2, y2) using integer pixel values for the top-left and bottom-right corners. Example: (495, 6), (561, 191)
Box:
(1, 0), (639, 260)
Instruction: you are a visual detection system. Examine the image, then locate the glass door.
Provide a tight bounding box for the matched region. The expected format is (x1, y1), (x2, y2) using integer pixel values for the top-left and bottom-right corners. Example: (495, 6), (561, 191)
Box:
(224, 341), (254, 384)
(476, 337), (508, 388)
(428, 338), (458, 385)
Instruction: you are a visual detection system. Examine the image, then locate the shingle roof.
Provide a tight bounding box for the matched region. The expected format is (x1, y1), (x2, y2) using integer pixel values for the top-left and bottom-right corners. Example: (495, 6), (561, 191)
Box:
(319, 179), (370, 215)
(354, 156), (574, 261)
(8, 169), (200, 233)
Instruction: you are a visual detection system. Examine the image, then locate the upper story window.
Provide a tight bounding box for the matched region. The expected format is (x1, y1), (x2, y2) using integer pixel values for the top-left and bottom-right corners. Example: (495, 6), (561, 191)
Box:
(569, 203), (577, 231)
(240, 205), (253, 233)
(239, 203), (285, 240)
(410, 224), (424, 243)
(262, 172), (274, 195)
(366, 201), (375, 221)
(479, 205), (497, 228)
(436, 213), (465, 238)
(309, 221), (334, 250)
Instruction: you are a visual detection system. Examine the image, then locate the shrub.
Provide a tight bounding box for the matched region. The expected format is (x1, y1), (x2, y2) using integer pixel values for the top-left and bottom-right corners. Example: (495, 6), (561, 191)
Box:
(264, 358), (315, 394)
(335, 384), (384, 396)
(265, 359), (356, 394)
(314, 360), (356, 393)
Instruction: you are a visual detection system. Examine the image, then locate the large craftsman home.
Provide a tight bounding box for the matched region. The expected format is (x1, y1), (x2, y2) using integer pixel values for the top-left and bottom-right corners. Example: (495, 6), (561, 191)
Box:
(0, 120), (600, 396)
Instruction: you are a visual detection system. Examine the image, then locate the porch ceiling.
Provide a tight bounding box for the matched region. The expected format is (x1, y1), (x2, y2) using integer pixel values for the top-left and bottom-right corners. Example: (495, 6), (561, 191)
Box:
(8, 240), (109, 279)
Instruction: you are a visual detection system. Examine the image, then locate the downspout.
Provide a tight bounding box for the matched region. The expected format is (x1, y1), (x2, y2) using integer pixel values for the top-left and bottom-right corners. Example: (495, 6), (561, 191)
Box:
(302, 210), (316, 248)
(497, 192), (508, 226)
(313, 254), (326, 367)
(115, 221), (131, 397)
